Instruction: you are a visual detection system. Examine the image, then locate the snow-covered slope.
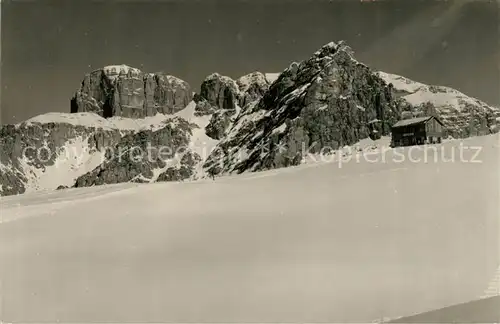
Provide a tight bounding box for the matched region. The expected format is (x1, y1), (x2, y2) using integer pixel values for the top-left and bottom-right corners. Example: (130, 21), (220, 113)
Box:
(1, 107), (215, 195)
(22, 111), (176, 132)
(14, 135), (108, 192)
(1, 134), (498, 322)
(481, 265), (500, 299)
(388, 296), (500, 323)
(173, 101), (221, 178)
(377, 72), (487, 110)
(377, 71), (500, 137)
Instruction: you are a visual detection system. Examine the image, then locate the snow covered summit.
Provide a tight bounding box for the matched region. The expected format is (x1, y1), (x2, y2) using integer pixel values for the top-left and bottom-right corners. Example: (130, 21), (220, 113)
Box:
(377, 71), (500, 137)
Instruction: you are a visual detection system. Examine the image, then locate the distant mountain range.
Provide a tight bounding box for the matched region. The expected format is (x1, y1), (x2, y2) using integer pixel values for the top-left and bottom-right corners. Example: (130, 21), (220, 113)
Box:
(1, 41), (499, 196)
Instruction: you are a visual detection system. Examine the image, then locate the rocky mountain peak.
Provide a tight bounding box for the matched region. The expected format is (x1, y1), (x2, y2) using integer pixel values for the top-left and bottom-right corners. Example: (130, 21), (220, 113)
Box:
(312, 40), (352, 58)
(71, 65), (192, 119)
(203, 41), (400, 176)
(236, 72), (268, 92)
(237, 72), (271, 108)
(198, 73), (240, 110)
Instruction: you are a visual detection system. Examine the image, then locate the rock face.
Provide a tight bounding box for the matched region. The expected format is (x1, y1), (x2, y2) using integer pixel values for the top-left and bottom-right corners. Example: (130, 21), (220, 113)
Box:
(377, 71), (500, 138)
(74, 117), (199, 187)
(204, 110), (234, 140)
(71, 65), (192, 118)
(193, 72), (273, 140)
(191, 74), (240, 140)
(0, 116), (123, 196)
(0, 112), (202, 196)
(204, 41), (401, 175)
(199, 73), (240, 111)
(236, 72), (272, 107)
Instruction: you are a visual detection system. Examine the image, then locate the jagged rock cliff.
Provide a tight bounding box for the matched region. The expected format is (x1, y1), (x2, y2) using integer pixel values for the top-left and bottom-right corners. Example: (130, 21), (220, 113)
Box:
(73, 117), (199, 187)
(198, 73), (240, 111)
(71, 65), (192, 118)
(204, 41), (401, 175)
(237, 72), (273, 107)
(193, 71), (274, 140)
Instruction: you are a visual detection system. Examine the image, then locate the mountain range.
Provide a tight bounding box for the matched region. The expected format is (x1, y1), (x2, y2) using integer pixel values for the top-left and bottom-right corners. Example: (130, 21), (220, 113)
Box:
(1, 41), (499, 196)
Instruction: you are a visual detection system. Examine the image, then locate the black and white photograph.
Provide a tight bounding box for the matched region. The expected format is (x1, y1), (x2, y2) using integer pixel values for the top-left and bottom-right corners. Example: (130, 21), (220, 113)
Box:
(0, 0), (499, 322)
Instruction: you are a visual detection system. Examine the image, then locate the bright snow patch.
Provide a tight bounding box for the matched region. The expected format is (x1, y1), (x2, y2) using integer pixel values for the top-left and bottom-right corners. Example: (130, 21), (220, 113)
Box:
(18, 136), (106, 192)
(271, 123), (287, 135)
(103, 65), (141, 80)
(265, 73), (281, 84)
(20, 112), (176, 133)
(377, 71), (425, 93)
(376, 71), (493, 112)
(160, 75), (189, 87)
(174, 101), (220, 178)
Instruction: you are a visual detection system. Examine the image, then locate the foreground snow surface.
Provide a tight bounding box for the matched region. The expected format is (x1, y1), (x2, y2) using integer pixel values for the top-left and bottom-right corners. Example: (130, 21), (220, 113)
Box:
(1, 135), (499, 322)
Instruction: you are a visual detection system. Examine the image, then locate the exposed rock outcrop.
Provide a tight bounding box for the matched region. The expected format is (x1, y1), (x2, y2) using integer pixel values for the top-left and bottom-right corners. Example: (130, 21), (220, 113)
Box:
(204, 41), (401, 175)
(0, 115), (124, 196)
(74, 117), (199, 187)
(199, 73), (240, 111)
(236, 72), (271, 107)
(0, 112), (203, 196)
(204, 110), (235, 140)
(71, 65), (192, 118)
(193, 72), (273, 140)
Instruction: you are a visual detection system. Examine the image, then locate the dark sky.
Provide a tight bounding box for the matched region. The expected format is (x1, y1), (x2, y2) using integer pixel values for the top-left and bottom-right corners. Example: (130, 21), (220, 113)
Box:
(1, 0), (499, 124)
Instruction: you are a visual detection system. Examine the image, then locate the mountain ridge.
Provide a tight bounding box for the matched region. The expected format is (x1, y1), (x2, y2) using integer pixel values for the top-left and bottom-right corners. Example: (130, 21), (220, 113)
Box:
(1, 40), (499, 196)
